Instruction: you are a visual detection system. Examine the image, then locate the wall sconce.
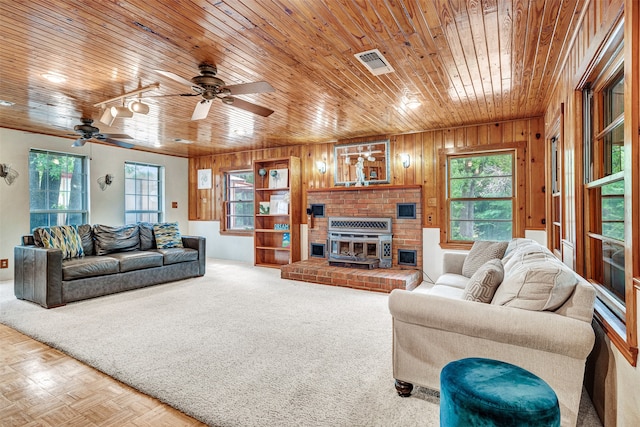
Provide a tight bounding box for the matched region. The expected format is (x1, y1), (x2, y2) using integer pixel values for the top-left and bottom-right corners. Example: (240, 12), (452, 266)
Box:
(0, 163), (19, 185)
(316, 160), (327, 174)
(400, 153), (411, 169)
(97, 174), (113, 191)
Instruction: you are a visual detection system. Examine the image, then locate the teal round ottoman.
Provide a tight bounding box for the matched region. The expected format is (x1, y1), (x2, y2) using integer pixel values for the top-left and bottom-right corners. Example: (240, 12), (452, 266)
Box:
(440, 358), (560, 427)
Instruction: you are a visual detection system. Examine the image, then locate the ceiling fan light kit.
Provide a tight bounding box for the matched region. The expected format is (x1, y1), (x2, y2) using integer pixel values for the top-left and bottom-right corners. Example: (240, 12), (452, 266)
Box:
(70, 118), (134, 149)
(156, 63), (275, 120)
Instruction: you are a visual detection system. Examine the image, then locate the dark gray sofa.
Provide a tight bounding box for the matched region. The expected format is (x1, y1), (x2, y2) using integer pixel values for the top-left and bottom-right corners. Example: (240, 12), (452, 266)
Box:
(14, 223), (206, 308)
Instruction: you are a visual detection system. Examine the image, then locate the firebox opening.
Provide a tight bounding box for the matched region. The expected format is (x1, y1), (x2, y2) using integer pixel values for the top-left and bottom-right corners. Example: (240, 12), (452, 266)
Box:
(310, 243), (326, 258)
(398, 249), (417, 266)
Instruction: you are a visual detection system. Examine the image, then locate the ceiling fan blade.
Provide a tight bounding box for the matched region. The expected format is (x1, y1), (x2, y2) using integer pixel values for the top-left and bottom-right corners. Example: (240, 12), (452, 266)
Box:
(143, 93), (200, 98)
(103, 138), (135, 149)
(72, 138), (87, 147)
(191, 99), (212, 120)
(101, 133), (132, 140)
(224, 81), (275, 95)
(155, 69), (195, 88)
(223, 97), (274, 117)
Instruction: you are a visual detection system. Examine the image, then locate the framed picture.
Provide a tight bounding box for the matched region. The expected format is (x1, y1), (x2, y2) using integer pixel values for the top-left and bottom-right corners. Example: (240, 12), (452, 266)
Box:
(268, 168), (289, 189)
(259, 201), (271, 215)
(197, 169), (212, 189)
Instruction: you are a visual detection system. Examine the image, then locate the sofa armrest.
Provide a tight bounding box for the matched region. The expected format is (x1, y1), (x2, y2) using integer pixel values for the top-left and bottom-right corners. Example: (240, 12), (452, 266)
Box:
(442, 252), (467, 275)
(14, 245), (64, 308)
(388, 289), (595, 360)
(181, 235), (206, 276)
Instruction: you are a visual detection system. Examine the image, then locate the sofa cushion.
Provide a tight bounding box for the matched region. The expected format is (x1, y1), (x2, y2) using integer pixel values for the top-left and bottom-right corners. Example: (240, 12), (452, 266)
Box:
(34, 225), (84, 260)
(138, 222), (156, 250)
(491, 259), (578, 311)
(462, 241), (508, 278)
(153, 222), (183, 249)
(155, 247), (198, 265)
(435, 273), (470, 290)
(502, 238), (548, 265)
(108, 251), (164, 272)
(62, 256), (119, 280)
(462, 259), (504, 303)
(428, 284), (465, 300)
(77, 224), (94, 256)
(503, 249), (555, 274)
(93, 224), (140, 255)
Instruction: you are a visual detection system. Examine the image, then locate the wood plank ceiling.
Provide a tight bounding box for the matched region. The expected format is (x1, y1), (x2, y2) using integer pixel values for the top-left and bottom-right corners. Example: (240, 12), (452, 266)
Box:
(0, 0), (585, 157)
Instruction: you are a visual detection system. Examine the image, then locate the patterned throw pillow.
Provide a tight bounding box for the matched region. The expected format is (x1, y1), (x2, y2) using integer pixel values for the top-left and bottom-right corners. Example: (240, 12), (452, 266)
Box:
(461, 240), (509, 278)
(34, 225), (84, 260)
(153, 222), (183, 249)
(462, 259), (504, 303)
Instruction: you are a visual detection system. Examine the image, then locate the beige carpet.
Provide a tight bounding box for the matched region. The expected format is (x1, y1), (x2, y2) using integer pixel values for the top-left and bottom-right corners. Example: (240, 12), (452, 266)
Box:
(0, 259), (601, 426)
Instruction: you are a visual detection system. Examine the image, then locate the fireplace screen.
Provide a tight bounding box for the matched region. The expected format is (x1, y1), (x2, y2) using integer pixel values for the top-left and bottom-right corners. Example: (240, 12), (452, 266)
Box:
(327, 217), (392, 268)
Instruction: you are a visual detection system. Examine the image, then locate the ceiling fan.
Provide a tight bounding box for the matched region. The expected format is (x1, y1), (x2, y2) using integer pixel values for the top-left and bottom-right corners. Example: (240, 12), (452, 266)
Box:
(70, 118), (134, 149)
(155, 63), (275, 120)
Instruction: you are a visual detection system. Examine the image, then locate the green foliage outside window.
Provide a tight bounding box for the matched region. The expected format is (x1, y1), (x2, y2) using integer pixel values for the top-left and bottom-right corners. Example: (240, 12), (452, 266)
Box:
(29, 150), (87, 229)
(226, 171), (254, 230)
(449, 153), (513, 241)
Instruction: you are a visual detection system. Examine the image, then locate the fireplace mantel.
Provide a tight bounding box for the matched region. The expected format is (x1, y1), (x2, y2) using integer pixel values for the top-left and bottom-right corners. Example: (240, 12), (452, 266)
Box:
(307, 184), (422, 193)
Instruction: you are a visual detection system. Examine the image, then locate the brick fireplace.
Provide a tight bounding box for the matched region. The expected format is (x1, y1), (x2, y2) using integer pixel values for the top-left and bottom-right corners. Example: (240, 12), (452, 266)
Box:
(281, 185), (423, 292)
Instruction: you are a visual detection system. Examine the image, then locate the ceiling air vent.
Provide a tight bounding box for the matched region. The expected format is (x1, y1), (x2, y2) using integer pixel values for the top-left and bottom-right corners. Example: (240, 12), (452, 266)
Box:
(354, 48), (395, 76)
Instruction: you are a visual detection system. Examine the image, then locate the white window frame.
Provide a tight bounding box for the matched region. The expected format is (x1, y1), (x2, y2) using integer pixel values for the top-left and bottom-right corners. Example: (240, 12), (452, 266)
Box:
(124, 162), (164, 223)
(29, 149), (88, 229)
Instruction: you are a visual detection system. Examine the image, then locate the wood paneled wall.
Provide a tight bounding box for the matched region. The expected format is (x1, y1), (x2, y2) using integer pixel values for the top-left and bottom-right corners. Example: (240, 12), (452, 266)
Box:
(189, 117), (545, 231)
(543, 0), (624, 269)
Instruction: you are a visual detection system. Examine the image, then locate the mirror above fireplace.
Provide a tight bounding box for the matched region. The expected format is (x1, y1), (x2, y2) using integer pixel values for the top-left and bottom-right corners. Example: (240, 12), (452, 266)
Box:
(334, 139), (390, 186)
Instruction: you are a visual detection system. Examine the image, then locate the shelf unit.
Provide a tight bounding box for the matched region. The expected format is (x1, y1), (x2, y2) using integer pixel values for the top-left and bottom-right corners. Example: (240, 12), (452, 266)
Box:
(253, 156), (301, 268)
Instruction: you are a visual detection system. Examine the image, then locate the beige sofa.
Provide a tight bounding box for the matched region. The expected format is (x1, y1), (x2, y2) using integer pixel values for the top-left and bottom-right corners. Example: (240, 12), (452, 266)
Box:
(389, 239), (596, 427)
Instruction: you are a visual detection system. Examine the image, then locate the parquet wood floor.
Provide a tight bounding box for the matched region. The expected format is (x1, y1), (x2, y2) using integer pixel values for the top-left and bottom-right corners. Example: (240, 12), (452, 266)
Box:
(0, 323), (206, 426)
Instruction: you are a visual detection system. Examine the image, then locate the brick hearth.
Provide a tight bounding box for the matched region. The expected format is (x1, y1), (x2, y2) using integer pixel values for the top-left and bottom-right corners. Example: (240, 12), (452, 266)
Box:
(281, 258), (422, 293)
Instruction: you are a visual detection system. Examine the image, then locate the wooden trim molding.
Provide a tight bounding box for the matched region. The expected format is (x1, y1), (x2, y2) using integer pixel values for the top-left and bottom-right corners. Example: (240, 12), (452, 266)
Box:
(593, 299), (638, 367)
(307, 184), (422, 193)
(438, 142), (527, 246)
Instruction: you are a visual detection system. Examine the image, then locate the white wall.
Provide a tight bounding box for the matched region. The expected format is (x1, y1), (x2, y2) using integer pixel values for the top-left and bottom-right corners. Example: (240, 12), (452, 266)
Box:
(0, 128), (189, 280)
(188, 220), (254, 263)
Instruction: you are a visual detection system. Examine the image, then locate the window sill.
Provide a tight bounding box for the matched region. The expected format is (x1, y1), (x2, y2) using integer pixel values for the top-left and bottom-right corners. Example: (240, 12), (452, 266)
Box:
(220, 230), (253, 237)
(440, 242), (473, 250)
(593, 298), (638, 366)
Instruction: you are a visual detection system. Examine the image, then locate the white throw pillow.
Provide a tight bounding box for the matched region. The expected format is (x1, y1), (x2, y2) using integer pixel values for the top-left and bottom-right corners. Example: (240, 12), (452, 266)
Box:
(462, 259), (504, 303)
(462, 240), (508, 278)
(491, 260), (577, 311)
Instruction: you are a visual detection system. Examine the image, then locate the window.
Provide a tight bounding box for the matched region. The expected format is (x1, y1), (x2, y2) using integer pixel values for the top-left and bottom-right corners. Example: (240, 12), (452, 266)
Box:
(550, 133), (563, 258)
(224, 170), (254, 232)
(29, 149), (88, 229)
(446, 151), (515, 243)
(124, 162), (163, 223)
(584, 70), (627, 314)
(582, 30), (637, 365)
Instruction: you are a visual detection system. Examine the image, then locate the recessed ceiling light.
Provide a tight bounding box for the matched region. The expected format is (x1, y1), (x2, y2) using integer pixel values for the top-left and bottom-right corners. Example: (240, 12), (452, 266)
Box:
(41, 72), (67, 83)
(405, 100), (421, 109)
(0, 99), (15, 106)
